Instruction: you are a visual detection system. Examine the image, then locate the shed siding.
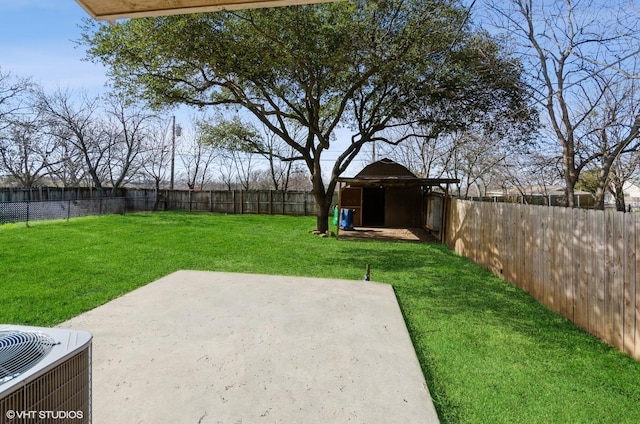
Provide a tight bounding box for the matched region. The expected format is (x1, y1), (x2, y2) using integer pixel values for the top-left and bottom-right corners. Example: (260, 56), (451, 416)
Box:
(385, 187), (421, 227)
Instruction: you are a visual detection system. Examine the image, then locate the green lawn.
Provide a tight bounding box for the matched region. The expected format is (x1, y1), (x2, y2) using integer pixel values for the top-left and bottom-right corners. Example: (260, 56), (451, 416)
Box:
(2, 212), (639, 423)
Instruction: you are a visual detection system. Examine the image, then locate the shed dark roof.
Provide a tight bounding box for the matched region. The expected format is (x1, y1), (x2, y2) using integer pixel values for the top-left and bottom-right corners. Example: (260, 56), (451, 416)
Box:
(339, 159), (459, 187)
(355, 158), (416, 178)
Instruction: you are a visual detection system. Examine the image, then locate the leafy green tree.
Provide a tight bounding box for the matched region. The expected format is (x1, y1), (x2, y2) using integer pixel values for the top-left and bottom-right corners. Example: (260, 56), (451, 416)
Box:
(197, 116), (264, 189)
(575, 168), (600, 195)
(82, 0), (533, 231)
(198, 116), (263, 154)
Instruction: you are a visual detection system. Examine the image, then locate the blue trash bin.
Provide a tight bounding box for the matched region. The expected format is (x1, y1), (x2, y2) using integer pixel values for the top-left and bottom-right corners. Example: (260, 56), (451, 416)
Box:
(339, 208), (355, 231)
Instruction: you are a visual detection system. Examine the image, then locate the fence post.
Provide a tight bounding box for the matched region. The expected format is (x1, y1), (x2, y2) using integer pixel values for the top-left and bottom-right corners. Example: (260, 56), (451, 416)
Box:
(254, 191), (258, 214)
(269, 190), (273, 215)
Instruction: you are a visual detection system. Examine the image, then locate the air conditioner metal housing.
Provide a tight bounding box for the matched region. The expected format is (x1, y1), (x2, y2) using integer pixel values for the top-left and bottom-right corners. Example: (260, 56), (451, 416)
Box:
(0, 324), (92, 423)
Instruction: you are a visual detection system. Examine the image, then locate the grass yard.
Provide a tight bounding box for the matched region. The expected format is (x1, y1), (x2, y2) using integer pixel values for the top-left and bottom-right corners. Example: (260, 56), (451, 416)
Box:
(2, 212), (640, 423)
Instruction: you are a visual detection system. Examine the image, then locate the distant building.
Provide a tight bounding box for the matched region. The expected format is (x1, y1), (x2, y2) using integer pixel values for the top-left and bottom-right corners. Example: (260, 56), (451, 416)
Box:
(483, 185), (594, 208)
(605, 180), (640, 210)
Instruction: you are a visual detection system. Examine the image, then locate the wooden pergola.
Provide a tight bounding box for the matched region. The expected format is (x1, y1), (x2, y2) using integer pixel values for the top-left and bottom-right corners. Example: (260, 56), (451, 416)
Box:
(76, 0), (342, 23)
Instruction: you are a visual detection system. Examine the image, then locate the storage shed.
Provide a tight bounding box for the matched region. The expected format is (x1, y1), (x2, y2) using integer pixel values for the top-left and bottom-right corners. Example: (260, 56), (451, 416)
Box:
(337, 159), (459, 242)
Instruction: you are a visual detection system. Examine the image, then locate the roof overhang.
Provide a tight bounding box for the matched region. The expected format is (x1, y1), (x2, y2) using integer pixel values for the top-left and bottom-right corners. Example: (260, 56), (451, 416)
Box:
(338, 177), (460, 188)
(76, 0), (342, 23)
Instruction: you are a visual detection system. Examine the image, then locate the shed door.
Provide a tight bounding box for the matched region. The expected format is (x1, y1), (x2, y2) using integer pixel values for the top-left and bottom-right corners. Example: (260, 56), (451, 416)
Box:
(362, 187), (385, 226)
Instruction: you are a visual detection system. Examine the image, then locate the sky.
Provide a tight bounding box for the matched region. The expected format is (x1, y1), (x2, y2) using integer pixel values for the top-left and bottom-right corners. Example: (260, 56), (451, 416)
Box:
(0, 1), (108, 92)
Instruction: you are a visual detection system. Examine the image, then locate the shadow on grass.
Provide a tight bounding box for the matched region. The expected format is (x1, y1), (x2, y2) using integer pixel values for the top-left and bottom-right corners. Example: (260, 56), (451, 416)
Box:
(332, 241), (604, 351)
(320, 239), (640, 423)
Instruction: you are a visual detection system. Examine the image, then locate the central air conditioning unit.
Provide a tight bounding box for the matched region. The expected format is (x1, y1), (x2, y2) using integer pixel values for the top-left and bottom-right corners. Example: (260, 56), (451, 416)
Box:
(0, 325), (92, 423)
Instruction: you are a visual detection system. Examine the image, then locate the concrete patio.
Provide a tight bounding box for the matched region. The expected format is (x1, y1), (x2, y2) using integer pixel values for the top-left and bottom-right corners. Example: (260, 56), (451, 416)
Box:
(60, 271), (439, 423)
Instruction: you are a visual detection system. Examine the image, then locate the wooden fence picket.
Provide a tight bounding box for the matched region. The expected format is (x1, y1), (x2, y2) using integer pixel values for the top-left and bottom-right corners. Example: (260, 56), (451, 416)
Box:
(623, 212), (637, 356)
(574, 208), (589, 331)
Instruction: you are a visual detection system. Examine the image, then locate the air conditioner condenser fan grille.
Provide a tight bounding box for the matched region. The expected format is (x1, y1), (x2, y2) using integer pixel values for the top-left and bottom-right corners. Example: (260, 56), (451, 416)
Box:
(0, 330), (59, 384)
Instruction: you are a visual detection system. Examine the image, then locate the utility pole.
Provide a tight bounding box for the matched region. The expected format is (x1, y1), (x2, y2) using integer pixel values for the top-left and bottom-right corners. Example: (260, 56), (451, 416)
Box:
(170, 115), (176, 190)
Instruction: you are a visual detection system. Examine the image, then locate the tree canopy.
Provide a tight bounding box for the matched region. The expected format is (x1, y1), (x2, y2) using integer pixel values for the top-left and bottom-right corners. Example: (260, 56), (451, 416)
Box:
(82, 0), (534, 231)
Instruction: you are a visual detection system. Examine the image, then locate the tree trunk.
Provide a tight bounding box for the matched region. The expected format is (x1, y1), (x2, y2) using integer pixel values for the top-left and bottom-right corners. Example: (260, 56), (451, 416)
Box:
(152, 177), (160, 211)
(615, 191), (626, 212)
(563, 144), (578, 208)
(563, 175), (577, 208)
(311, 185), (332, 233)
(310, 160), (332, 233)
(612, 181), (626, 212)
(315, 196), (331, 233)
(593, 180), (607, 210)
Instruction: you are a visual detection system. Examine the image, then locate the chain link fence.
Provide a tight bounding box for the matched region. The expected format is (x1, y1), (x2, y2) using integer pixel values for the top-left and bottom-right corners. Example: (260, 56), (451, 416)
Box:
(0, 188), (331, 225)
(0, 188), (328, 225)
(0, 198), (129, 225)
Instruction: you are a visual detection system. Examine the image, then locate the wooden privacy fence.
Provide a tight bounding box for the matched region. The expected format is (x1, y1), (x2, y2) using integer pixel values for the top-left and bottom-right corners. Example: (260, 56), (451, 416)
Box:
(156, 189), (324, 215)
(445, 199), (639, 360)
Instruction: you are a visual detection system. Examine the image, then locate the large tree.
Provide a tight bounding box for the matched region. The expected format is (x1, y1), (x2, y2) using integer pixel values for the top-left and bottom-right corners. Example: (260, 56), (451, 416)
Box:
(82, 0), (533, 231)
(0, 69), (38, 185)
(180, 121), (218, 190)
(35, 89), (153, 194)
(484, 0), (640, 208)
(35, 88), (109, 194)
(139, 116), (173, 209)
(0, 69), (31, 132)
(99, 94), (156, 191)
(0, 108), (58, 187)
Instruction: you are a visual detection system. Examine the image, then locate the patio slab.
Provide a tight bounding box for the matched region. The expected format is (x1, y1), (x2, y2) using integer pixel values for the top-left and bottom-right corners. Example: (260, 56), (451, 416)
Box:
(59, 271), (439, 423)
